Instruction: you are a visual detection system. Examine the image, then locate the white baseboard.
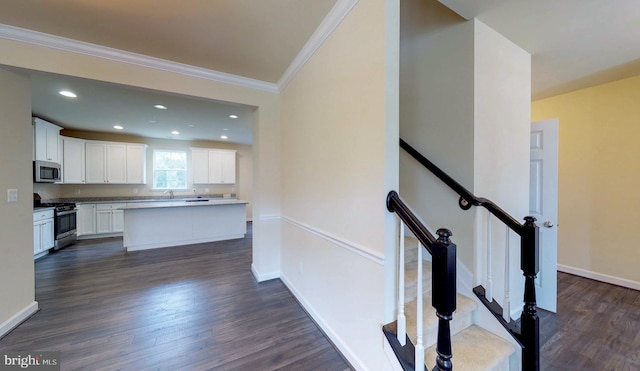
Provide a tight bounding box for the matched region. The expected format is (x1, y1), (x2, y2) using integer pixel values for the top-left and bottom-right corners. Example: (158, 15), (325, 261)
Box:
(250, 263), (280, 282)
(0, 301), (38, 339)
(280, 274), (368, 371)
(558, 264), (640, 291)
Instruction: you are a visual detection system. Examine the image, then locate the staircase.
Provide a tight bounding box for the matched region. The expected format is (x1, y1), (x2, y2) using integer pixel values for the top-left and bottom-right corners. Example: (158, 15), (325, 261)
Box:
(398, 235), (515, 370)
(384, 138), (541, 371)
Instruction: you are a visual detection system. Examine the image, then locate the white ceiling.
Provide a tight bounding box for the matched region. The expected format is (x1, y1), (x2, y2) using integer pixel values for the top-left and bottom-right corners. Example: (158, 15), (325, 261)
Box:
(1, 0), (639, 142)
(439, 0), (640, 100)
(28, 71), (256, 144)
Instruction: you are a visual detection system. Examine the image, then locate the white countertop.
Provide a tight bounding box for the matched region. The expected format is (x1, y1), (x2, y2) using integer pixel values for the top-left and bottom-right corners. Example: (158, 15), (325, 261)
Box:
(119, 199), (248, 210)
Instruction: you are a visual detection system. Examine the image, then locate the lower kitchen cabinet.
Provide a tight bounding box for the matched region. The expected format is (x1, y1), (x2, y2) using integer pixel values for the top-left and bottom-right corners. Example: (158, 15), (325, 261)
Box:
(33, 209), (54, 258)
(78, 203), (124, 238)
(77, 204), (97, 236)
(96, 203), (125, 234)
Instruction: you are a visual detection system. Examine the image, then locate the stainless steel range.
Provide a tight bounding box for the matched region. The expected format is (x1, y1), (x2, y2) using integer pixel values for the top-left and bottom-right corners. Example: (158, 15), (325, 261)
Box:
(34, 195), (77, 250)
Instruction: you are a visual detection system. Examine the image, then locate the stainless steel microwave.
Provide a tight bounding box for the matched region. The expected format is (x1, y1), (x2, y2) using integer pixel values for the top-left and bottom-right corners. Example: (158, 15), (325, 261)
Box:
(34, 160), (61, 183)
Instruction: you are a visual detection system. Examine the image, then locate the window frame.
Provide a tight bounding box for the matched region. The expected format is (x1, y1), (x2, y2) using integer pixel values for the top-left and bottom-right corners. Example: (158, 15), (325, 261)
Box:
(152, 149), (188, 190)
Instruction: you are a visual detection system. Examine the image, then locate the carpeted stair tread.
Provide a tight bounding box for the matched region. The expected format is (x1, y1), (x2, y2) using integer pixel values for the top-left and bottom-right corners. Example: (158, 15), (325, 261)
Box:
(424, 325), (515, 371)
(404, 259), (432, 302)
(404, 292), (477, 348)
(404, 236), (419, 263)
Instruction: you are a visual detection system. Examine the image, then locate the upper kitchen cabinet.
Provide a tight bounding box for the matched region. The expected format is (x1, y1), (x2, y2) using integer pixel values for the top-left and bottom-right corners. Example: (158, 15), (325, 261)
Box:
(61, 136), (86, 184)
(126, 144), (147, 184)
(191, 148), (236, 184)
(85, 140), (147, 184)
(33, 117), (62, 163)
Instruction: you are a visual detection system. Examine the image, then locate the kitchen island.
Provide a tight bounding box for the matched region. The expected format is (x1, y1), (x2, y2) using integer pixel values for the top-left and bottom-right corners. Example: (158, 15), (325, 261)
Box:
(121, 199), (248, 251)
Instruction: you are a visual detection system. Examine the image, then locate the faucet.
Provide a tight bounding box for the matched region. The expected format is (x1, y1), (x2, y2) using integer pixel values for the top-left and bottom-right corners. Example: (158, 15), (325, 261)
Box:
(164, 189), (174, 199)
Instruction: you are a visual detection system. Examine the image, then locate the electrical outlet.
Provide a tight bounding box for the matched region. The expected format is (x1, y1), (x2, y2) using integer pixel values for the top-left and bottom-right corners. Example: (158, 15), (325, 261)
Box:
(75, 189), (81, 195)
(205, 188), (210, 193)
(7, 189), (18, 203)
(133, 188), (139, 194)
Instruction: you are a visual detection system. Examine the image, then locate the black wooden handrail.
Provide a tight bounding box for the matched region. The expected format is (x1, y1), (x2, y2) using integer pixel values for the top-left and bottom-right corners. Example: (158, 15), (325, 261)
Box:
(399, 138), (540, 371)
(387, 191), (456, 371)
(387, 191), (436, 252)
(400, 138), (524, 234)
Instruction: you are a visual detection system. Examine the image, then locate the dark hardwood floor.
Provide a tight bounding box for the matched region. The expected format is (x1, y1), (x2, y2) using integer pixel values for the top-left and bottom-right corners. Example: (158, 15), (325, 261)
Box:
(0, 224), (353, 371)
(539, 272), (640, 370)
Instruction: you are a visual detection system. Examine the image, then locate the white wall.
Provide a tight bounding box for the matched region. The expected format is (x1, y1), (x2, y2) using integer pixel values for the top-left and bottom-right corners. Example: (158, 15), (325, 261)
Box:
(279, 0), (399, 369)
(472, 19), (531, 308)
(0, 67), (37, 336)
(400, 1), (476, 267)
(400, 0), (530, 309)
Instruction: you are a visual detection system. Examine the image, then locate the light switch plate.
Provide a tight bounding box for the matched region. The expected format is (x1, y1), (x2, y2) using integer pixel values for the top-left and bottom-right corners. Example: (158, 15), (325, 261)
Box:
(7, 189), (18, 203)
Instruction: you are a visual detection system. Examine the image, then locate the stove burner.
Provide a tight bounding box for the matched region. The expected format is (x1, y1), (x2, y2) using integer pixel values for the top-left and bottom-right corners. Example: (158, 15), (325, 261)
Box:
(36, 202), (76, 211)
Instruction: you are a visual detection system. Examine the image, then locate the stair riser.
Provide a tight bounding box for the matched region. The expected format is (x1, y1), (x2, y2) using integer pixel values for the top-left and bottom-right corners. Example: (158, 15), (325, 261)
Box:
(406, 310), (473, 349)
(404, 277), (432, 303)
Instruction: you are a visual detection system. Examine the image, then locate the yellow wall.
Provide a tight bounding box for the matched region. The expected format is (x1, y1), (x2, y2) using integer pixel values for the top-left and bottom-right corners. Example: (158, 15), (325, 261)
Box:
(0, 68), (36, 330)
(532, 75), (640, 285)
(279, 0), (399, 368)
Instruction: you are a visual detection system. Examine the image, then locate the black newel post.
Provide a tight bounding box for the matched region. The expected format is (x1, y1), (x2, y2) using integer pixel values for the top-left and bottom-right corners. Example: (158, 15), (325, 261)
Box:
(432, 229), (456, 371)
(520, 216), (540, 371)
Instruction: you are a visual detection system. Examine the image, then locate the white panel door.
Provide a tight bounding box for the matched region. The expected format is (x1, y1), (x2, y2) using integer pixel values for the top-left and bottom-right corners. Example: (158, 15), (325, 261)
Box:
(530, 119), (559, 312)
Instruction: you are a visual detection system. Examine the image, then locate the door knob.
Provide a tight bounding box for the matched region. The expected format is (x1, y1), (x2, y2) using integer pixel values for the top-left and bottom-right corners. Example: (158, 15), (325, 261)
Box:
(543, 221), (554, 228)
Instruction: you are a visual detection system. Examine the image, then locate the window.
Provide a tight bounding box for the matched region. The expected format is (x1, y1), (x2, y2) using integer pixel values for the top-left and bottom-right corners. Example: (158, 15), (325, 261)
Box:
(153, 150), (187, 189)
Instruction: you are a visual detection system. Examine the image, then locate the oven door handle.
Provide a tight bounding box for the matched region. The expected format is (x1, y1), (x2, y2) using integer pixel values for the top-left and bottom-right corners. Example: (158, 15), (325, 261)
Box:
(56, 210), (77, 217)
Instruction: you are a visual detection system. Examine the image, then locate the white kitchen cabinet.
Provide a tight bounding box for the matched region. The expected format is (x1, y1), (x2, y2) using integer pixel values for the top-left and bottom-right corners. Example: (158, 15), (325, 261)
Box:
(191, 148), (210, 184)
(33, 118), (62, 163)
(106, 143), (127, 183)
(126, 144), (147, 184)
(85, 141), (146, 184)
(191, 148), (236, 184)
(77, 204), (97, 236)
(96, 203), (125, 234)
(219, 150), (236, 184)
(61, 136), (86, 183)
(33, 209), (54, 258)
(85, 142), (107, 183)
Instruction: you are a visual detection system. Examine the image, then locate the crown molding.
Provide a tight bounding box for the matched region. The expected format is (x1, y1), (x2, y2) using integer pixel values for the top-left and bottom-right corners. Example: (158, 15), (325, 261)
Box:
(277, 0), (359, 90)
(0, 24), (279, 93)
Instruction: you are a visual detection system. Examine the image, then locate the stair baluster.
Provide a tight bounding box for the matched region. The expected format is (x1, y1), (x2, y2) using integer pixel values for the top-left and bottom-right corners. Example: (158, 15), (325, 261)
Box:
(485, 211), (494, 302)
(398, 221), (407, 346)
(415, 240), (425, 370)
(503, 225), (511, 322)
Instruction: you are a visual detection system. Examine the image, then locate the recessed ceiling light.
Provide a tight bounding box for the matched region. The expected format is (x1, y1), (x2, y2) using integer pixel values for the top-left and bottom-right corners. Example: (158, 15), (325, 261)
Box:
(188, 124), (194, 127)
(171, 130), (180, 135)
(220, 135), (228, 139)
(113, 125), (124, 130)
(223, 128), (229, 131)
(228, 114), (238, 119)
(154, 105), (167, 110)
(59, 90), (77, 98)
(149, 120), (156, 124)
